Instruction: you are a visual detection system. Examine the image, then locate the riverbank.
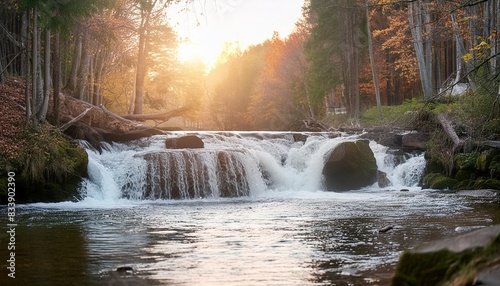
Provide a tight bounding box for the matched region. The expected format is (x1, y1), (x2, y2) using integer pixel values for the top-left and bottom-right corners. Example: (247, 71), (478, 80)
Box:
(0, 78), (88, 203)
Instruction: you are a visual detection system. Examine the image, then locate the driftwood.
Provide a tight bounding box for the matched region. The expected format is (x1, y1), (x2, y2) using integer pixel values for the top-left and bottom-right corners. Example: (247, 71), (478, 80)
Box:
(437, 113), (462, 148)
(122, 106), (190, 122)
(436, 113), (473, 152)
(53, 93), (170, 149)
(60, 107), (93, 131)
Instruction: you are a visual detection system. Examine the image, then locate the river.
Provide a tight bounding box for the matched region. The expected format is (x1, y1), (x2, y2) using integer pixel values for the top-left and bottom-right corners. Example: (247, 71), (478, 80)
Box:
(1, 132), (499, 285)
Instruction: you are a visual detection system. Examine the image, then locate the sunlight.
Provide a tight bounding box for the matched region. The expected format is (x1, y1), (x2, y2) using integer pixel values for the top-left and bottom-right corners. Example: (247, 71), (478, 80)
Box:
(177, 41), (204, 62)
(177, 40), (219, 70)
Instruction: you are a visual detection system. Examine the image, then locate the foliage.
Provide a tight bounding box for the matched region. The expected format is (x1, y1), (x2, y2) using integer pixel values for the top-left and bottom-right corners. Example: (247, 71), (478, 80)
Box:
(359, 98), (426, 128)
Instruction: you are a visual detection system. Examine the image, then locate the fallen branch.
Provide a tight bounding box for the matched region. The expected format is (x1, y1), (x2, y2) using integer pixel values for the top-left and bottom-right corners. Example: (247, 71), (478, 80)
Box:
(122, 106), (190, 122)
(60, 107), (93, 131)
(437, 113), (461, 148)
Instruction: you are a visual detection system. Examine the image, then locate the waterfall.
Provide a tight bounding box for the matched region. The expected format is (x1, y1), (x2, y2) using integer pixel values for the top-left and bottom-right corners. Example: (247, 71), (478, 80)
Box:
(80, 132), (426, 201)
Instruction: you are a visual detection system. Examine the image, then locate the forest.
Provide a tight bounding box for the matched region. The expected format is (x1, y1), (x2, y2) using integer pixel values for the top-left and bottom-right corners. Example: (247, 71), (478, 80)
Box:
(0, 0), (499, 131)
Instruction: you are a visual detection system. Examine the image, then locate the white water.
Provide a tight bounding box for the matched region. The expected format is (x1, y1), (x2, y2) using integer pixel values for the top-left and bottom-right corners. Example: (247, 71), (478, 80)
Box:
(79, 132), (425, 203)
(13, 132), (499, 286)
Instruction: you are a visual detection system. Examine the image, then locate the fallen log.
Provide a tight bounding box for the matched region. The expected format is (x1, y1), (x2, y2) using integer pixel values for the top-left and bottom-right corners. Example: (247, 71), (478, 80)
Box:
(436, 113), (473, 152)
(437, 113), (462, 148)
(122, 106), (190, 122)
(52, 93), (167, 148)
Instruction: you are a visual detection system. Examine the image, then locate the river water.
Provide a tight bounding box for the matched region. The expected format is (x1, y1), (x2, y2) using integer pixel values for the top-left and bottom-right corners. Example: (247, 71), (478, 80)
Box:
(1, 132), (499, 285)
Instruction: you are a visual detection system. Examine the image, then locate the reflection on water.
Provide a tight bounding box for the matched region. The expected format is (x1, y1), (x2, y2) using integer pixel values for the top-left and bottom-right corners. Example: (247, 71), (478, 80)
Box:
(0, 191), (499, 285)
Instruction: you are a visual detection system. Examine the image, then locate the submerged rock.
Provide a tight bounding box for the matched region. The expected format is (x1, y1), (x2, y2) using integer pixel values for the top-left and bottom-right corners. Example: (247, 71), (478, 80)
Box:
(391, 224), (500, 286)
(165, 135), (204, 149)
(322, 140), (378, 191)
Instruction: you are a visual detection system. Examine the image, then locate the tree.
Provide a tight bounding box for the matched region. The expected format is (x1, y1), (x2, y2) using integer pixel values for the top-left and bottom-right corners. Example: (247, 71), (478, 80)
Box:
(132, 0), (178, 115)
(305, 0), (365, 120)
(365, 0), (381, 114)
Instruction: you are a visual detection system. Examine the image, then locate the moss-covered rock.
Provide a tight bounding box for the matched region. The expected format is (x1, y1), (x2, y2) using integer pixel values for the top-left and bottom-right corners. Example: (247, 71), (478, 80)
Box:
(471, 178), (500, 190)
(391, 225), (500, 286)
(454, 153), (479, 170)
(476, 152), (494, 173)
(322, 140), (378, 191)
(0, 124), (88, 203)
(424, 155), (447, 174)
(455, 170), (474, 181)
(422, 173), (458, 189)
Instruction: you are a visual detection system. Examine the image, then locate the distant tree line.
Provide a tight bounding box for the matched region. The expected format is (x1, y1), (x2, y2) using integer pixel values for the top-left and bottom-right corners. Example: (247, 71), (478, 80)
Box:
(206, 0), (500, 130)
(1, 0), (499, 130)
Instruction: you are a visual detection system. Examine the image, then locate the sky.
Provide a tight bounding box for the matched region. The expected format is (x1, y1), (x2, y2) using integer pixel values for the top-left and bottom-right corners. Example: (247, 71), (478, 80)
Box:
(166, 0), (305, 70)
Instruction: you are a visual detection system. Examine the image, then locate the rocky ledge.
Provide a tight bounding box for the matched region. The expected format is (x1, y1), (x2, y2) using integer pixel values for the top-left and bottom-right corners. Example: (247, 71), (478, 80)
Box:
(391, 224), (500, 286)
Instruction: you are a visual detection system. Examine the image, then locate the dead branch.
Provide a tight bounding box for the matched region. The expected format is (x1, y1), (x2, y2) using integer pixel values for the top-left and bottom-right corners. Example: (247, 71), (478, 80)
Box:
(60, 107), (93, 131)
(437, 113), (462, 148)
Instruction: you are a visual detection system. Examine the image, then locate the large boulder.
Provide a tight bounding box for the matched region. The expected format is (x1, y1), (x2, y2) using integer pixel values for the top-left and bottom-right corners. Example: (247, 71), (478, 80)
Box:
(391, 224), (500, 286)
(322, 140), (378, 191)
(165, 135), (204, 149)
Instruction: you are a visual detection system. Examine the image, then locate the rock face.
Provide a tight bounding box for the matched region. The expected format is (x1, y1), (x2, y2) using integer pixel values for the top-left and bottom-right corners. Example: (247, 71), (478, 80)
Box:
(165, 135), (204, 149)
(391, 224), (500, 286)
(322, 140), (378, 191)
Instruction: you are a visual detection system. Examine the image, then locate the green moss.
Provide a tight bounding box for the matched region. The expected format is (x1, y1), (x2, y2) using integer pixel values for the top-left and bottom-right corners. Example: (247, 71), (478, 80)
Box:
(455, 170), (474, 181)
(425, 157), (447, 174)
(391, 230), (500, 286)
(472, 178), (500, 190)
(476, 152), (494, 173)
(422, 173), (458, 189)
(0, 124), (88, 203)
(454, 153), (479, 170)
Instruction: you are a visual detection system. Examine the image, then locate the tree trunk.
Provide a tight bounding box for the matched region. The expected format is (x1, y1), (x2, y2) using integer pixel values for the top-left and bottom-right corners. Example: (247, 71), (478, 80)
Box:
(53, 32), (61, 126)
(23, 9), (31, 122)
(38, 27), (50, 122)
(134, 29), (147, 114)
(68, 24), (82, 91)
(365, 0), (381, 114)
(450, 12), (476, 91)
(77, 28), (90, 101)
(31, 6), (39, 126)
(409, 1), (433, 100)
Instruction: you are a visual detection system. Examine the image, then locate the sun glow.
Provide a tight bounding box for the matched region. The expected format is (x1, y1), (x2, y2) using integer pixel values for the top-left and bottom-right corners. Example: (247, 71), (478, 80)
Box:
(177, 40), (220, 70)
(168, 0), (304, 72)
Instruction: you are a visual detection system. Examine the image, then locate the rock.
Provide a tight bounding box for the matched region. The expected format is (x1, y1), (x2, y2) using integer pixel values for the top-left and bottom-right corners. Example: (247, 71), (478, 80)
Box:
(378, 225), (394, 233)
(422, 172), (458, 189)
(322, 140), (378, 191)
(401, 132), (429, 150)
(391, 224), (500, 286)
(378, 170), (391, 188)
(116, 266), (134, 273)
(165, 135), (204, 149)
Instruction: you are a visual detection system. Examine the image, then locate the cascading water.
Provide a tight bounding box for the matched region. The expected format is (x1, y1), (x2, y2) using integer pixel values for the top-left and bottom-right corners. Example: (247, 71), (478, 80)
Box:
(79, 132), (426, 201)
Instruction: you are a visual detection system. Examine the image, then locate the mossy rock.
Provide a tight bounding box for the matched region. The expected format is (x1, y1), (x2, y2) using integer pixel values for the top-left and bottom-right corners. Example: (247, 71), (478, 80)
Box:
(454, 153), (479, 170)
(472, 178), (500, 190)
(66, 147), (88, 177)
(424, 156), (447, 174)
(422, 173), (458, 189)
(0, 124), (88, 204)
(391, 225), (500, 286)
(476, 152), (494, 173)
(455, 170), (474, 182)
